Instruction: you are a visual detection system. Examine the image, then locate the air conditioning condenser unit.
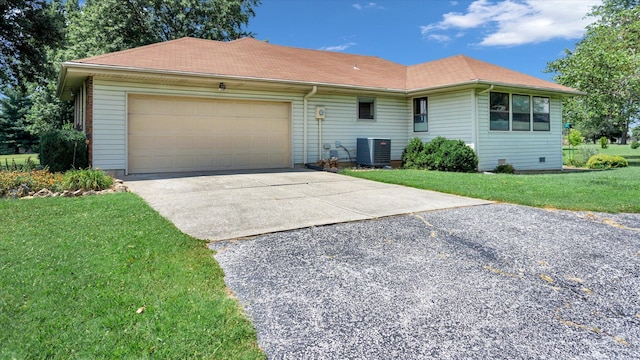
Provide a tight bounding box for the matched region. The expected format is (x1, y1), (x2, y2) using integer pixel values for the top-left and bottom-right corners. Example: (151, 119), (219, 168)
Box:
(357, 138), (391, 166)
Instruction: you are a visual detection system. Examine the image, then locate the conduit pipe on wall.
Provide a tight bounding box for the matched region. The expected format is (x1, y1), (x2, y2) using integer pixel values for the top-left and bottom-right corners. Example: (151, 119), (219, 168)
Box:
(303, 86), (317, 164)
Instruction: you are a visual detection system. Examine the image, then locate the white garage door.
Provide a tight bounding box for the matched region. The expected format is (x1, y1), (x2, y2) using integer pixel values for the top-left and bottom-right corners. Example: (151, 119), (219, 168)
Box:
(128, 94), (291, 174)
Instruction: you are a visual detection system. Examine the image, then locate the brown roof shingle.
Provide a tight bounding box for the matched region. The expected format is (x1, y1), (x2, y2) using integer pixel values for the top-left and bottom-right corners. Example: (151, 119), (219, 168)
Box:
(71, 37), (576, 93)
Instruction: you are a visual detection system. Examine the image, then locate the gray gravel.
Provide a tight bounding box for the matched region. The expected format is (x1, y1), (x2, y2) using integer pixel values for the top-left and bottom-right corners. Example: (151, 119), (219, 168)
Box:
(211, 204), (640, 359)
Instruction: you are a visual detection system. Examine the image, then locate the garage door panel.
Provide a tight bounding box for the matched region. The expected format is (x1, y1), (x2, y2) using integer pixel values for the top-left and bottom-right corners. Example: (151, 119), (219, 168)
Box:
(128, 95), (290, 173)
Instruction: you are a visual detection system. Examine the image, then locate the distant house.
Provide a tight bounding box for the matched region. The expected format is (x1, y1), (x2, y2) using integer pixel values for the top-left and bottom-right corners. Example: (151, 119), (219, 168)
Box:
(56, 37), (580, 175)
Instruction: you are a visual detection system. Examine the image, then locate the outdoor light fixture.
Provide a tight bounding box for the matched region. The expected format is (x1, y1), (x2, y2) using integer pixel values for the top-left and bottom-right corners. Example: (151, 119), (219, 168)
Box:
(218, 82), (226, 91)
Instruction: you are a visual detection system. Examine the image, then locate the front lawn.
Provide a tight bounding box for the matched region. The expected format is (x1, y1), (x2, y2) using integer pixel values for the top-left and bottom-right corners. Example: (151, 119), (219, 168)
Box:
(0, 194), (264, 359)
(344, 145), (640, 213)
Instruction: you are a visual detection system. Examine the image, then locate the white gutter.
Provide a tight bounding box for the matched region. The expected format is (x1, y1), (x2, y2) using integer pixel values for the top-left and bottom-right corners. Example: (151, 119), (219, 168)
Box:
(303, 86), (317, 164)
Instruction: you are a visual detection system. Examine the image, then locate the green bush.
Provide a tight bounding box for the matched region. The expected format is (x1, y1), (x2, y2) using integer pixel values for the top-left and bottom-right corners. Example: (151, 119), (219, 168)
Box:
(599, 136), (609, 149)
(493, 164), (515, 174)
(631, 141), (639, 149)
(566, 129), (583, 148)
(63, 168), (113, 191)
(401, 136), (478, 172)
(564, 146), (598, 168)
(39, 129), (88, 172)
(586, 154), (628, 169)
(401, 137), (425, 169)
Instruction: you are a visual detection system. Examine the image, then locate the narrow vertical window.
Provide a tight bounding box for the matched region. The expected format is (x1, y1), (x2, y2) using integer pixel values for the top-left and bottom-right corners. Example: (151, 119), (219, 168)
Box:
(533, 97), (550, 131)
(413, 97), (428, 132)
(512, 94), (530, 131)
(358, 97), (375, 120)
(490, 92), (509, 131)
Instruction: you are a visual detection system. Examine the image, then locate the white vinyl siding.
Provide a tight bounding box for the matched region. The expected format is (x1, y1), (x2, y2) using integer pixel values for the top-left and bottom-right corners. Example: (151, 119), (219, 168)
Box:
(477, 93), (563, 171)
(411, 90), (475, 147)
(91, 79), (304, 172)
(307, 94), (409, 162)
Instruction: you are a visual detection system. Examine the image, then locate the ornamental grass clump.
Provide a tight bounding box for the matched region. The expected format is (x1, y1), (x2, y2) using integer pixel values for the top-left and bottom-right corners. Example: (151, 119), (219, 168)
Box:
(63, 168), (114, 191)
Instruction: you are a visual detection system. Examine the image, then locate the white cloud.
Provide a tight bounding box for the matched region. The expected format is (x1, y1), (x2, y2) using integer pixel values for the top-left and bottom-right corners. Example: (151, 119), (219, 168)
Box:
(353, 2), (384, 10)
(320, 42), (357, 52)
(421, 0), (600, 46)
(450, 1), (459, 5)
(428, 34), (452, 43)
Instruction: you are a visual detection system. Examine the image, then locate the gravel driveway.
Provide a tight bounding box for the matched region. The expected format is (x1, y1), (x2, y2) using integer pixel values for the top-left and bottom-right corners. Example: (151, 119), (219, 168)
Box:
(212, 204), (640, 359)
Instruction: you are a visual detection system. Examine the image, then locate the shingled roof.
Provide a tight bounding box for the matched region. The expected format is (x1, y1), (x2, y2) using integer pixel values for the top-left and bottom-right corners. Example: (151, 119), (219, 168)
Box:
(64, 37), (578, 94)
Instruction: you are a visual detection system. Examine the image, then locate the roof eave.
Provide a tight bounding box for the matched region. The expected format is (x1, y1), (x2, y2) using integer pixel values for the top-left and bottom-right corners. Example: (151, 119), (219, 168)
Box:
(57, 62), (584, 99)
(408, 79), (584, 96)
(57, 62), (408, 96)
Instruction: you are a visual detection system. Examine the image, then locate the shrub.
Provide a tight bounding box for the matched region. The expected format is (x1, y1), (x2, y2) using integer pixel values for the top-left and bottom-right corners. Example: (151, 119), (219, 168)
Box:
(599, 136), (609, 149)
(566, 129), (583, 148)
(434, 139), (478, 172)
(493, 164), (515, 174)
(586, 154), (628, 169)
(63, 168), (114, 191)
(564, 146), (598, 168)
(39, 129), (88, 172)
(631, 141), (639, 149)
(401, 136), (478, 172)
(401, 137), (425, 169)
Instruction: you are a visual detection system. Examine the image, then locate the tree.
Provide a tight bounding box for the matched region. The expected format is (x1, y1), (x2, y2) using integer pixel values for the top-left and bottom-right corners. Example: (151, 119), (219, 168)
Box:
(632, 126), (640, 142)
(24, 0), (261, 140)
(25, 82), (74, 137)
(0, 86), (36, 154)
(62, 0), (260, 60)
(0, 0), (64, 87)
(546, 0), (640, 144)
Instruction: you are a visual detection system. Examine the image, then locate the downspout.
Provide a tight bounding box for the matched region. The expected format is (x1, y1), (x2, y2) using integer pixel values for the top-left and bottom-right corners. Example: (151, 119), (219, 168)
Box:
(318, 114), (322, 161)
(475, 84), (493, 170)
(478, 84), (494, 95)
(303, 85), (317, 164)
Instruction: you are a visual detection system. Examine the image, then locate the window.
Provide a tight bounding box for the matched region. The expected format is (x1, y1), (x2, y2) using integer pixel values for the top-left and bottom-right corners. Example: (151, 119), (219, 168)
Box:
(533, 96), (550, 131)
(512, 94), (530, 131)
(358, 97), (375, 120)
(489, 92), (551, 132)
(490, 92), (509, 131)
(413, 97), (428, 132)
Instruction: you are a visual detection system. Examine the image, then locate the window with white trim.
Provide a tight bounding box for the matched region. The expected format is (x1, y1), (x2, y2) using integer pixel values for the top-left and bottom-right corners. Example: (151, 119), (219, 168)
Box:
(489, 92), (551, 132)
(413, 97), (428, 132)
(512, 94), (530, 131)
(490, 92), (509, 131)
(533, 96), (550, 131)
(358, 97), (375, 120)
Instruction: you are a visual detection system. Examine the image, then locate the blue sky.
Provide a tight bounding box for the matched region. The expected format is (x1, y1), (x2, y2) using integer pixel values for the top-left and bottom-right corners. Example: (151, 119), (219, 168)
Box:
(248, 0), (601, 80)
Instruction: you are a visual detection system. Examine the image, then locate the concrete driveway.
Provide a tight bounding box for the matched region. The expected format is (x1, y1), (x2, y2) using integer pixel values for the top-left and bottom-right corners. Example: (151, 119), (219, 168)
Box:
(124, 169), (490, 241)
(212, 204), (640, 359)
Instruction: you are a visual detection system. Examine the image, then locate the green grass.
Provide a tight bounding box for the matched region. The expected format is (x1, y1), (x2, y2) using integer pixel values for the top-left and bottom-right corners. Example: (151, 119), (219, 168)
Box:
(344, 145), (640, 213)
(0, 193), (264, 359)
(0, 153), (40, 166)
